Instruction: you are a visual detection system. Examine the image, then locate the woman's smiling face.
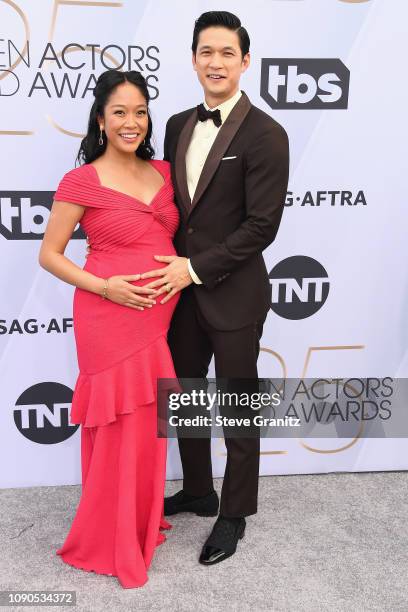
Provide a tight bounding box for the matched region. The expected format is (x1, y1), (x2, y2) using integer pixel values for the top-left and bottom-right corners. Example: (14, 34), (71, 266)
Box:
(99, 82), (149, 153)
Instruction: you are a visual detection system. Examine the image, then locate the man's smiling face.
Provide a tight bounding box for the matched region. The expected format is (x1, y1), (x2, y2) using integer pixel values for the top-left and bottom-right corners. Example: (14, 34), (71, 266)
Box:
(192, 26), (250, 107)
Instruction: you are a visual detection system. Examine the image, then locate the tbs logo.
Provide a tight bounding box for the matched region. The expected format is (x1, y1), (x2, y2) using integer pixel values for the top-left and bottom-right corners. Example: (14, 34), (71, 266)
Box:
(261, 59), (350, 109)
(0, 192), (85, 240)
(269, 256), (330, 320)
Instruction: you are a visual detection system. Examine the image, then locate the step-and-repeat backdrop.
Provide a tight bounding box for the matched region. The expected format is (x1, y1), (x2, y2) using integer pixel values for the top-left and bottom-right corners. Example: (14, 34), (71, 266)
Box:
(1, 0), (407, 487)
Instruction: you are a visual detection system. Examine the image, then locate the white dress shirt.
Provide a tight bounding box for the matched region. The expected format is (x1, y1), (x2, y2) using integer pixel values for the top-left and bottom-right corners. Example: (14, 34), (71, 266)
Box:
(186, 90), (242, 284)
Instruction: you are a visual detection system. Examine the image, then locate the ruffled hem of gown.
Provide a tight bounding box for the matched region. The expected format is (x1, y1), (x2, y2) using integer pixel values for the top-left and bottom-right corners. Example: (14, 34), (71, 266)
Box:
(71, 334), (178, 427)
(56, 518), (172, 589)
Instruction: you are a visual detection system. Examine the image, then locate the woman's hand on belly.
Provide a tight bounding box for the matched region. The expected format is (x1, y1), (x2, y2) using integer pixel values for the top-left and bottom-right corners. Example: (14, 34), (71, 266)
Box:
(106, 274), (157, 311)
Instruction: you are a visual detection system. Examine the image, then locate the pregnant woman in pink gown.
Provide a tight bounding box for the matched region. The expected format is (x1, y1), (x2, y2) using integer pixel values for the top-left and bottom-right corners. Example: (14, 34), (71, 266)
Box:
(39, 70), (179, 588)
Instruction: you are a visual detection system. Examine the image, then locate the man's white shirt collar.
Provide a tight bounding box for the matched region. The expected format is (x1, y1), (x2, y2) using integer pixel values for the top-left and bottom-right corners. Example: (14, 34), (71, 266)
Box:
(203, 90), (242, 124)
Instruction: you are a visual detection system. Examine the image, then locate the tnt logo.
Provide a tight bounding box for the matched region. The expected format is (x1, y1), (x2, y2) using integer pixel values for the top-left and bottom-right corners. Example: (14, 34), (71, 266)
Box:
(269, 256), (330, 319)
(260, 59), (350, 109)
(0, 192), (85, 240)
(14, 382), (79, 444)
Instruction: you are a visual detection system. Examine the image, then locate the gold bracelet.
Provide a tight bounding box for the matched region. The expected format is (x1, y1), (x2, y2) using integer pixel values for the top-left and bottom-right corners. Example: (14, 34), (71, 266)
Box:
(101, 278), (109, 299)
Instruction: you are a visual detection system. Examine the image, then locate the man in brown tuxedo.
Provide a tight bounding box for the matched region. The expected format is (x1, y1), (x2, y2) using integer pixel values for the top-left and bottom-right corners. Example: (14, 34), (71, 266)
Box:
(140, 11), (289, 565)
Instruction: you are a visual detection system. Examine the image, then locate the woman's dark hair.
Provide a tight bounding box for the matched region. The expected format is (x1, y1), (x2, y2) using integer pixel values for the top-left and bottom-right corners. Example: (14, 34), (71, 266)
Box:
(192, 11), (250, 58)
(77, 69), (154, 165)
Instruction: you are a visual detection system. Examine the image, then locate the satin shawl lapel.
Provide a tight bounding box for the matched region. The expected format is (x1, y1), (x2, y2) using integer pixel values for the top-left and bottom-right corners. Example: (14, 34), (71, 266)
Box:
(190, 92), (252, 214)
(174, 109), (197, 216)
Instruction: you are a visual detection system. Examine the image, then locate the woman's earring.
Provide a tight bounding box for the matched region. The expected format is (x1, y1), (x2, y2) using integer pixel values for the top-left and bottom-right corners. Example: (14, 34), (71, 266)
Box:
(143, 139), (146, 145)
(98, 128), (104, 146)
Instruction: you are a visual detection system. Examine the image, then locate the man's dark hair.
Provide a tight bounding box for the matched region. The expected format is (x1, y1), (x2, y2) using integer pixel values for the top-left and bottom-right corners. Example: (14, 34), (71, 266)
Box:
(192, 11), (250, 57)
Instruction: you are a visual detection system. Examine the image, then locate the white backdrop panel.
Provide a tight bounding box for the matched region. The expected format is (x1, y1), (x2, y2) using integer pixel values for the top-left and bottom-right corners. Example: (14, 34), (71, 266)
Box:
(1, 0), (407, 487)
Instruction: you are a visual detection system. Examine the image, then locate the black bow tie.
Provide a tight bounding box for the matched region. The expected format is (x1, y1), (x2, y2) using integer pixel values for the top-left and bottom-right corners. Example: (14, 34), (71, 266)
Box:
(196, 104), (222, 128)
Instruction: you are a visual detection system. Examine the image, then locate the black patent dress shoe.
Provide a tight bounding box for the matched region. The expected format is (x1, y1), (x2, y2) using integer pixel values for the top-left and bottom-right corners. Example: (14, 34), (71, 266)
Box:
(199, 516), (246, 565)
(164, 489), (219, 516)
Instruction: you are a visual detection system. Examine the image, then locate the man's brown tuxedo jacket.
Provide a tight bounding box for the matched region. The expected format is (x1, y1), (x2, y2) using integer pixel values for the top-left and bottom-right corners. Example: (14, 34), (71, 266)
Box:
(164, 92), (289, 331)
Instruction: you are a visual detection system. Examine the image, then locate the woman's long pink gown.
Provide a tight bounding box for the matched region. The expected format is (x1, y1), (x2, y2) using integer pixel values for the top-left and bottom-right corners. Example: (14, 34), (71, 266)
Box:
(53, 159), (179, 588)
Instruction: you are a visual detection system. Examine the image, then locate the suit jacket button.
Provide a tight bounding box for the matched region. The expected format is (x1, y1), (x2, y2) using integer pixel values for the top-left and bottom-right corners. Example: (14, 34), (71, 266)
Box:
(187, 227), (194, 235)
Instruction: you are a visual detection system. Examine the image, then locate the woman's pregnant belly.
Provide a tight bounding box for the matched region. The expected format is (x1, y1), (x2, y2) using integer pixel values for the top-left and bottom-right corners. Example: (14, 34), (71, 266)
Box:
(73, 232), (179, 374)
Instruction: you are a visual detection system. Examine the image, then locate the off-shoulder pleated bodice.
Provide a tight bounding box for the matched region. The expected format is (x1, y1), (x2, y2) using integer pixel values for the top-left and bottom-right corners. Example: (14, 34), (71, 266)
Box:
(55, 160), (179, 252)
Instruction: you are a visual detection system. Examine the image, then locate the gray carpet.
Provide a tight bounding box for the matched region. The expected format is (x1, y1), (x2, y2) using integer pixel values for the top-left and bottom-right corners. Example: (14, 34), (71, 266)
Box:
(1, 472), (407, 612)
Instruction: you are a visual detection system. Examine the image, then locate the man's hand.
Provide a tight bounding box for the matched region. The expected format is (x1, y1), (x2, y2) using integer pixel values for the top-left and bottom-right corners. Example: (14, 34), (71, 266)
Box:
(140, 256), (193, 303)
